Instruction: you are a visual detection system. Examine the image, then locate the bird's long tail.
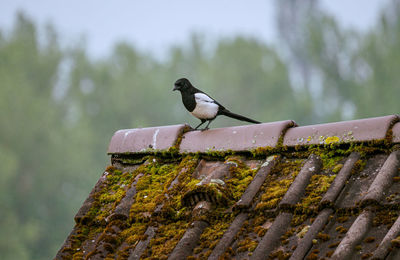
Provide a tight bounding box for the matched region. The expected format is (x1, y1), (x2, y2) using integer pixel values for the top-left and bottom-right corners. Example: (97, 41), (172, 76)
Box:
(219, 109), (260, 124)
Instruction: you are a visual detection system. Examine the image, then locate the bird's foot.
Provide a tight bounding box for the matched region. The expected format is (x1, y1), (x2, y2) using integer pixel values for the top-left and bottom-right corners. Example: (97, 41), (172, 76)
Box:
(201, 127), (209, 132)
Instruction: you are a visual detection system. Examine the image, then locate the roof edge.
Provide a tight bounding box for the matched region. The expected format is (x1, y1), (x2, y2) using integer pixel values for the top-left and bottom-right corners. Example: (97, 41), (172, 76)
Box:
(107, 115), (399, 155)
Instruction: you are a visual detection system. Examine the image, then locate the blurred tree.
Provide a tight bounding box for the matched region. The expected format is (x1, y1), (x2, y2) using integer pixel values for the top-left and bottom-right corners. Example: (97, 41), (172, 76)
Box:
(275, 0), (320, 123)
(354, 0), (400, 117)
(275, 0), (400, 123)
(0, 13), (96, 259)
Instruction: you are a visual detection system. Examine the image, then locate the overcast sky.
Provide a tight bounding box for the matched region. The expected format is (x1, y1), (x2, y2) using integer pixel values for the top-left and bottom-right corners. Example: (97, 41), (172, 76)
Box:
(0, 0), (389, 59)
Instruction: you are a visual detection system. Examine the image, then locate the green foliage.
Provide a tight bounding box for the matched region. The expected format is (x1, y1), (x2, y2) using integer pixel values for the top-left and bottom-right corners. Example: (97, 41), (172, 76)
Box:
(1, 3), (400, 259)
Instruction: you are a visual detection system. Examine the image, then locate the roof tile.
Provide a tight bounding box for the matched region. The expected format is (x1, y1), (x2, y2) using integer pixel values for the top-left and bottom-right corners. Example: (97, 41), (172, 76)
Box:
(251, 212), (293, 259)
(290, 208), (334, 260)
(58, 115), (400, 260)
(283, 115), (399, 146)
(129, 226), (156, 260)
(74, 170), (110, 224)
(169, 220), (209, 260)
(208, 212), (248, 260)
(372, 214), (400, 259)
(320, 152), (360, 206)
(279, 154), (322, 208)
(235, 155), (281, 209)
(179, 120), (296, 153)
(107, 124), (188, 154)
(335, 154), (388, 209)
(331, 209), (374, 259)
(361, 150), (400, 205)
(110, 172), (142, 221)
(393, 122), (400, 143)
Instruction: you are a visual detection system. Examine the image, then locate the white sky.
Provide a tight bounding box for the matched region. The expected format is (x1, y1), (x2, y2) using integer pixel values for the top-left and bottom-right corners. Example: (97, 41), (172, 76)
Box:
(0, 0), (389, 59)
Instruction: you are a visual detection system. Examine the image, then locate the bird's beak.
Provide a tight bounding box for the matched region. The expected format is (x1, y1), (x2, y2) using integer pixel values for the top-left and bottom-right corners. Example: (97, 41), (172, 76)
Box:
(173, 85), (179, 91)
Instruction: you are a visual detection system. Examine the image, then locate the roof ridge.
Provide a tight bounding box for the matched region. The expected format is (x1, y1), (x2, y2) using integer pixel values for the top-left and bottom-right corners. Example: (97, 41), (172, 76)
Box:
(107, 115), (400, 155)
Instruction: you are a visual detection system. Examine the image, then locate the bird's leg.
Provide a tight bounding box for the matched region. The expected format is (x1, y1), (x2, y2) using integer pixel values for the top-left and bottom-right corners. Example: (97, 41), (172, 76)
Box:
(194, 119), (206, 130)
(201, 120), (213, 131)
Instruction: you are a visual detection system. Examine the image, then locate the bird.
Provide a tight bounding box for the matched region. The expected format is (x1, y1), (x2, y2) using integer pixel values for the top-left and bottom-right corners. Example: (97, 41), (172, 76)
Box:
(173, 78), (261, 130)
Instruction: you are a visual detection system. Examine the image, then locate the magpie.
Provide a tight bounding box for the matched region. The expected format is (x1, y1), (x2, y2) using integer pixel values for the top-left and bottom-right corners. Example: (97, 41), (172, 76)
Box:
(173, 78), (261, 130)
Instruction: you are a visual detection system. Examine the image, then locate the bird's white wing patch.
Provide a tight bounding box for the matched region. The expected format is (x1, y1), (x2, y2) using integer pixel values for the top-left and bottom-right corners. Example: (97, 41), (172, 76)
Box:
(194, 93), (215, 103)
(192, 93), (219, 119)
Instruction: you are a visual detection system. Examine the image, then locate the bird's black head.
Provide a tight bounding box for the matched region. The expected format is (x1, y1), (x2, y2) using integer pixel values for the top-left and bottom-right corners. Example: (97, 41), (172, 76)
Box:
(173, 78), (191, 92)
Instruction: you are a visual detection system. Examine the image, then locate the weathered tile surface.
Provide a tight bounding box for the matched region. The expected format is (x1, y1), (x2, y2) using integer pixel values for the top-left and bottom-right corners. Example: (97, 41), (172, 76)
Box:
(283, 115), (399, 146)
(107, 124), (188, 154)
(57, 115), (400, 259)
(180, 120), (296, 153)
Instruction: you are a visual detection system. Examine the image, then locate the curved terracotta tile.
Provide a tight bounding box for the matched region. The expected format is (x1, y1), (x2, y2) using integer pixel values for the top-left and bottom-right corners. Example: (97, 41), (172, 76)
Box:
(235, 155), (281, 209)
(290, 208), (333, 260)
(180, 120), (297, 153)
(331, 209), (374, 259)
(279, 154), (321, 208)
(361, 150), (400, 205)
(107, 124), (188, 154)
(283, 115), (399, 146)
(208, 213), (248, 260)
(169, 220), (209, 260)
(372, 214), (400, 259)
(393, 122), (400, 143)
(320, 152), (360, 206)
(251, 212), (293, 260)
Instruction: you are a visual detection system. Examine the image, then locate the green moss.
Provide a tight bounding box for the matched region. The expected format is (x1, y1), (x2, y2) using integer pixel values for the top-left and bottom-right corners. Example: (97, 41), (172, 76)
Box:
(63, 140), (400, 258)
(373, 210), (398, 228)
(291, 214), (308, 226)
(72, 251), (83, 260)
(254, 225), (268, 237)
(317, 232), (330, 241)
(337, 216), (349, 223)
(85, 164), (147, 225)
(306, 251), (318, 260)
(236, 237), (258, 252)
(120, 223), (148, 244)
(296, 225), (310, 239)
(129, 155), (209, 258)
(361, 253), (373, 259)
(364, 236), (375, 243)
(225, 155), (259, 200)
(335, 225), (348, 234)
(269, 250), (291, 259)
(391, 236), (400, 247)
(147, 221), (189, 258)
(255, 159), (303, 211)
(66, 155), (202, 258)
(328, 241), (340, 248)
(281, 227), (296, 241)
(332, 163), (343, 173)
(250, 146), (277, 157)
(130, 162), (180, 222)
(256, 179), (292, 210)
(393, 176), (400, 182)
(193, 219), (233, 256)
(296, 174), (336, 212)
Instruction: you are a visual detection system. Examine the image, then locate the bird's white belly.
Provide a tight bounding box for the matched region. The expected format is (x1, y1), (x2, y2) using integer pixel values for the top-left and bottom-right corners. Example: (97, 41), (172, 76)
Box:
(191, 102), (219, 119)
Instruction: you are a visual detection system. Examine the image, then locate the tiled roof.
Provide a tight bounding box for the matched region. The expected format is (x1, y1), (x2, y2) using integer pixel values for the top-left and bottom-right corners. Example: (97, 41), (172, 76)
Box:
(56, 115), (400, 260)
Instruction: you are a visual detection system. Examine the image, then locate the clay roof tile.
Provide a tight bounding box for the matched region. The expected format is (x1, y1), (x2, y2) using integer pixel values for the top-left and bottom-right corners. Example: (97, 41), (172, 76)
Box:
(57, 115), (400, 260)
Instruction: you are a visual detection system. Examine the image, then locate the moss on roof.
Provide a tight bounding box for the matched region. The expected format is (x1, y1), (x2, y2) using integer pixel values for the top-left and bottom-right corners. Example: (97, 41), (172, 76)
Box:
(57, 117), (400, 259)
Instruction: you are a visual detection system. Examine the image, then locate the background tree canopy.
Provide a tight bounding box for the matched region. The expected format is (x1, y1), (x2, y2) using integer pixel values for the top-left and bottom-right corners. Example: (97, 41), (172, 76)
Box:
(0, 1), (399, 259)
